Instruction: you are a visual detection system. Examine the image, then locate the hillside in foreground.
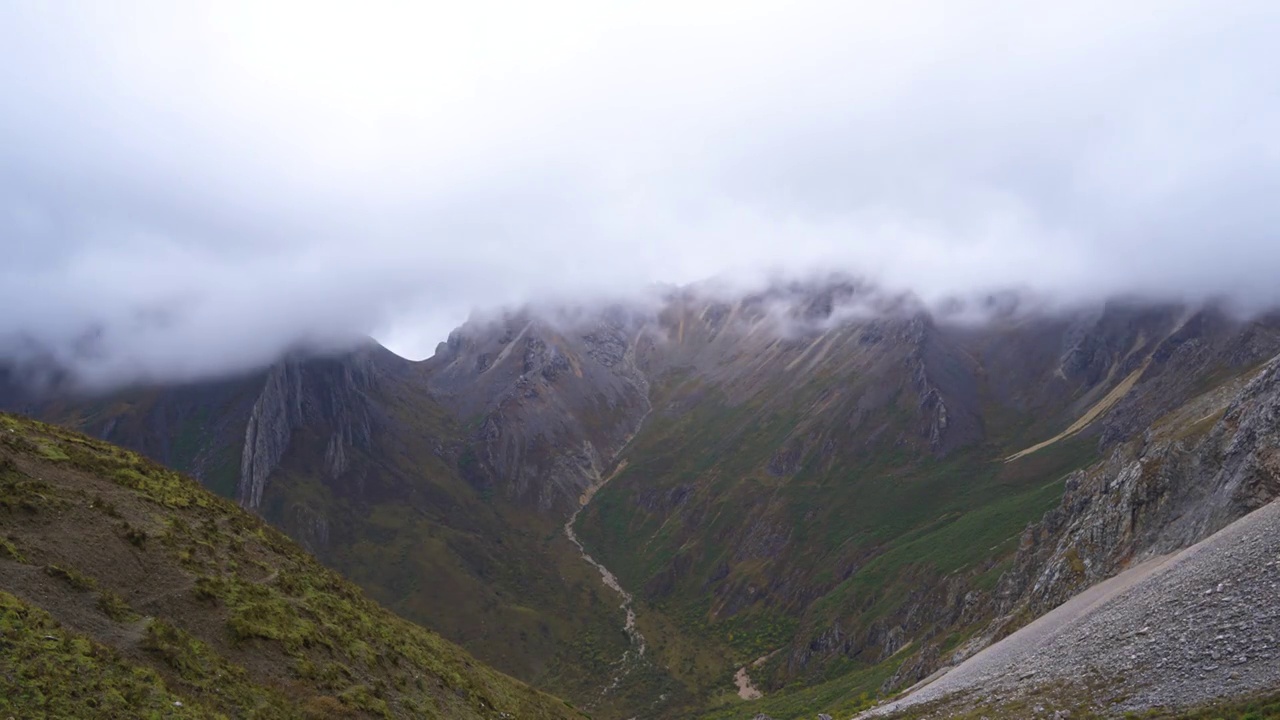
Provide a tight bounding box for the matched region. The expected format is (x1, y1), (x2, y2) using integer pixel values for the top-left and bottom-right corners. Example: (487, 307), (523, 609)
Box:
(0, 411), (584, 720)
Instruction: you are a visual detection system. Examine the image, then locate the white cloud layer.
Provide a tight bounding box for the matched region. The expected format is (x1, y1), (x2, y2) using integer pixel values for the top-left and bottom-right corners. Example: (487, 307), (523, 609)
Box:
(2, 0), (1278, 383)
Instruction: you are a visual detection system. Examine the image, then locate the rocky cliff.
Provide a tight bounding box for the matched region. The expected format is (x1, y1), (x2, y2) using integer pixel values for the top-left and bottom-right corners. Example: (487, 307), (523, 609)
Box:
(423, 308), (653, 512)
(237, 345), (386, 509)
(998, 351), (1280, 624)
(864, 342), (1280, 703)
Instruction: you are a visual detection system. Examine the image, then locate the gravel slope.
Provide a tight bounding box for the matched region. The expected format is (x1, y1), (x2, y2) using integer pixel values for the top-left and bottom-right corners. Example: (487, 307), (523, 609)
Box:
(861, 498), (1280, 717)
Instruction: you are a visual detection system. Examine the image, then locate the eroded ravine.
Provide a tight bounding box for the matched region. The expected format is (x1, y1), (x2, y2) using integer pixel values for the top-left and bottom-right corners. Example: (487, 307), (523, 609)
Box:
(564, 341), (654, 703)
(565, 457), (648, 698)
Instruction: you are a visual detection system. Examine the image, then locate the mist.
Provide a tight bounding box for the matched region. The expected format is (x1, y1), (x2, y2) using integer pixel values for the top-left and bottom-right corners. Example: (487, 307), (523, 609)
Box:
(2, 0), (1279, 386)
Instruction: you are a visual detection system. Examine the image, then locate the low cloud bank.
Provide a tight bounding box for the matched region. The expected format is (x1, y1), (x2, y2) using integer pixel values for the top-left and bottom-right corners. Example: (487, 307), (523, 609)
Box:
(2, 1), (1278, 387)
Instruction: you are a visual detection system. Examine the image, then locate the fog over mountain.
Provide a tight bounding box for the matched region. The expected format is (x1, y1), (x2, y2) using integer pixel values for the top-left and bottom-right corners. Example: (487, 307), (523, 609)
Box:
(2, 0), (1279, 386)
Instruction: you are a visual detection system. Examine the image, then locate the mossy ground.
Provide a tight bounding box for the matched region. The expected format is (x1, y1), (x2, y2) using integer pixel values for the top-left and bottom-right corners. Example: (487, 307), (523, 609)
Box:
(0, 411), (584, 720)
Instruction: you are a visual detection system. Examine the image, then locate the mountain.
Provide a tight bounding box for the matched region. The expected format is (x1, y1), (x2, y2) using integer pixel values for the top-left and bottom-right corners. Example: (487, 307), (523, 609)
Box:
(8, 276), (1280, 718)
(0, 411), (584, 719)
(858, 353), (1280, 717)
(10, 341), (650, 717)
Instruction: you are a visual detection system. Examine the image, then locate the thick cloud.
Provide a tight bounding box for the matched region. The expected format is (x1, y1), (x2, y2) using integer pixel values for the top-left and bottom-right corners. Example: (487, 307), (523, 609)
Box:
(2, 0), (1278, 385)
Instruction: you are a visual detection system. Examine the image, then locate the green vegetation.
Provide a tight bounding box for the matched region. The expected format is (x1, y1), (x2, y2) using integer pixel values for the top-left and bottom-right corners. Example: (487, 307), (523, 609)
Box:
(97, 590), (137, 622)
(1150, 691), (1280, 719)
(140, 617), (297, 716)
(574, 365), (1100, 715)
(698, 654), (896, 720)
(0, 411), (584, 720)
(0, 535), (24, 562)
(0, 591), (217, 720)
(45, 563), (99, 591)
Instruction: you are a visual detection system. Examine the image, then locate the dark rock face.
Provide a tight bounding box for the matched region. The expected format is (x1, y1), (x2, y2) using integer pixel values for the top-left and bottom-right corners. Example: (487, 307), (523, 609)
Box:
(909, 316), (984, 455)
(423, 312), (652, 512)
(1099, 308), (1280, 447)
(237, 347), (384, 509)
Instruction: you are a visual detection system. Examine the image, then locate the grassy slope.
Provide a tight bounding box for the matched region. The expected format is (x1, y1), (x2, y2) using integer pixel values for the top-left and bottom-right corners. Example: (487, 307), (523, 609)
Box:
(254, 380), (653, 718)
(0, 412), (584, 720)
(35, 375), (262, 500)
(575, 367), (1100, 719)
(31, 366), (646, 718)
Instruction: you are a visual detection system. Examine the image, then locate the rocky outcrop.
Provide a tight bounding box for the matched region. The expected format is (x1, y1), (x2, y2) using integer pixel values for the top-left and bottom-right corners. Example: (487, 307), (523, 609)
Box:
(851, 353), (1280, 712)
(997, 353), (1280, 620)
(238, 363), (297, 508)
(425, 311), (653, 513)
(285, 500), (332, 553)
(1098, 306), (1280, 447)
(865, 495), (1280, 718)
(236, 348), (382, 509)
(905, 315), (984, 456)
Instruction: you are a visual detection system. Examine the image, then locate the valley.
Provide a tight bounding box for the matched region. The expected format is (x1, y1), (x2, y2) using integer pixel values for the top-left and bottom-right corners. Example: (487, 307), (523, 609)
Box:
(6, 278), (1280, 718)
(564, 472), (648, 700)
(5, 3), (1276, 718)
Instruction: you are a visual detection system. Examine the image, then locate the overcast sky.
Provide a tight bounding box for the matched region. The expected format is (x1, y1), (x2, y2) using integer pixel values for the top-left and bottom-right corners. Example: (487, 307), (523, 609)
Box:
(2, 1), (1279, 384)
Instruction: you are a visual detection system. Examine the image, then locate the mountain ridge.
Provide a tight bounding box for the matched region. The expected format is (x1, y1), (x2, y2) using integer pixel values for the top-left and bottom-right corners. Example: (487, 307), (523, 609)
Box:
(7, 278), (1280, 718)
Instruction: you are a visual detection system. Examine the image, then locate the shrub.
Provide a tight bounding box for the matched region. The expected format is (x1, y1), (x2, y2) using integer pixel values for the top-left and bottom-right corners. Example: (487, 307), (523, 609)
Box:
(44, 564), (97, 591)
(97, 591), (136, 622)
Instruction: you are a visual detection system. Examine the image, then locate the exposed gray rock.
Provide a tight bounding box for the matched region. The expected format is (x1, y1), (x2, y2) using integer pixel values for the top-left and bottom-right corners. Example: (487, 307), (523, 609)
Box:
(236, 349), (381, 509)
(864, 352), (1280, 716)
(425, 312), (653, 513)
(238, 361), (301, 509)
(998, 353), (1280, 619)
(864, 497), (1280, 717)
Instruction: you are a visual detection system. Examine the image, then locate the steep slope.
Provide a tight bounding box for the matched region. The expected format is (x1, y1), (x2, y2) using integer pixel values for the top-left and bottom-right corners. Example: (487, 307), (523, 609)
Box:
(34, 371), (263, 499)
(571, 287), (1280, 717)
(12, 341), (658, 717)
(10, 279), (1280, 720)
(0, 411), (584, 720)
(422, 306), (653, 512)
(864, 501), (1280, 718)
(849, 334), (1280, 718)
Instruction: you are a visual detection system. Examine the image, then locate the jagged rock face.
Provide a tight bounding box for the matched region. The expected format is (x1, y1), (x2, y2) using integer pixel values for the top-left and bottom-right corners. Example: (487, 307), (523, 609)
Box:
(853, 324), (1280, 692)
(574, 288), (1280, 699)
(423, 310), (653, 512)
(999, 354), (1280, 620)
(236, 347), (383, 509)
(1099, 306), (1280, 446)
